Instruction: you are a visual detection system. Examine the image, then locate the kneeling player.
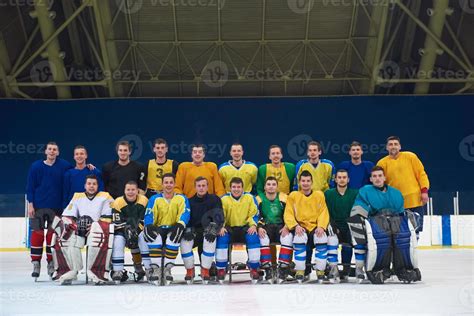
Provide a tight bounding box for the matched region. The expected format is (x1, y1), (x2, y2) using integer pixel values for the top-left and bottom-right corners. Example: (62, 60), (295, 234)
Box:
(111, 181), (149, 283)
(348, 166), (421, 284)
(256, 176), (288, 283)
(180, 177), (224, 284)
(216, 177), (260, 283)
(51, 175), (114, 285)
(282, 171), (338, 283)
(142, 173), (190, 285)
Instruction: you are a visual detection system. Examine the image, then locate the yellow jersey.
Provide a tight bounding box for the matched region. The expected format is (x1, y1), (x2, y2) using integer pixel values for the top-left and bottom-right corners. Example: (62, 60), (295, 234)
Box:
(146, 159), (179, 192)
(221, 193), (259, 227)
(144, 193), (190, 227)
(284, 190), (329, 232)
(294, 159), (335, 192)
(218, 160), (258, 192)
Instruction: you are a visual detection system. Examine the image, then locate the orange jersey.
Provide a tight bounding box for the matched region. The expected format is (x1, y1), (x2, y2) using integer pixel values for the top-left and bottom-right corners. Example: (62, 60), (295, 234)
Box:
(174, 162), (226, 198)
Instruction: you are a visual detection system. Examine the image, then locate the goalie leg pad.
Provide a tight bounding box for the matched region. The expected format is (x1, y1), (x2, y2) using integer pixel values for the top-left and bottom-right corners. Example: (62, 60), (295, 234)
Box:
(391, 215), (420, 282)
(111, 234), (126, 271)
(366, 215), (392, 273)
(245, 232), (260, 269)
(58, 234), (85, 283)
(87, 221), (114, 283)
(293, 233), (308, 271)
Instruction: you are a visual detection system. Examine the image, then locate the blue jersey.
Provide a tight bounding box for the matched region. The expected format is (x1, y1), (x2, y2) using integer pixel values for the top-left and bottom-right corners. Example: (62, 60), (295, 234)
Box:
(337, 160), (374, 189)
(352, 184), (404, 217)
(26, 158), (72, 210)
(63, 167), (104, 208)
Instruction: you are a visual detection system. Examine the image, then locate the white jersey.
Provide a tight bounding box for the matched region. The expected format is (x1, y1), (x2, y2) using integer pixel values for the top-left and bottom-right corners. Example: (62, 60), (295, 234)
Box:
(63, 192), (114, 221)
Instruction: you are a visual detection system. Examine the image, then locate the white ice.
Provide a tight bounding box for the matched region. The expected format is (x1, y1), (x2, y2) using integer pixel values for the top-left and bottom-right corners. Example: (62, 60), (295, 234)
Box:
(1, 249), (473, 315)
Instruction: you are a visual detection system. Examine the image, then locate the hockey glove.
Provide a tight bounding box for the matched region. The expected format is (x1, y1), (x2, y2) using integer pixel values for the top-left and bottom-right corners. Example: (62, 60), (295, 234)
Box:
(77, 215), (93, 237)
(124, 225), (139, 248)
(170, 223), (185, 243)
(204, 222), (219, 243)
(182, 227), (195, 241)
(144, 224), (160, 243)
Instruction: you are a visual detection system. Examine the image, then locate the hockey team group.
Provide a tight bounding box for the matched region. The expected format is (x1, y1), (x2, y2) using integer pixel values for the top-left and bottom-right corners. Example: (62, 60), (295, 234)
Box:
(26, 136), (428, 286)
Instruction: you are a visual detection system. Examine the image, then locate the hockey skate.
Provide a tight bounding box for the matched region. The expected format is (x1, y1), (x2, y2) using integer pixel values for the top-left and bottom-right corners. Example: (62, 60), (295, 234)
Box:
(217, 269), (226, 284)
(47, 261), (55, 280)
(112, 270), (123, 285)
(340, 265), (350, 283)
(185, 267), (195, 285)
(315, 270), (325, 284)
(148, 264), (161, 286)
(201, 268), (210, 284)
(395, 268), (421, 284)
(366, 268), (391, 284)
(264, 267), (274, 284)
(277, 264), (289, 284)
(355, 264), (366, 284)
(327, 265), (340, 284)
(250, 269), (260, 284)
(134, 263), (146, 282)
(295, 270), (305, 284)
(163, 263), (173, 285)
(31, 261), (40, 281)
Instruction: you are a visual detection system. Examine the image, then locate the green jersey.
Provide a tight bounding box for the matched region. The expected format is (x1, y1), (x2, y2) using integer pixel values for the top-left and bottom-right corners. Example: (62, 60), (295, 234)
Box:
(324, 188), (358, 233)
(256, 192), (287, 225)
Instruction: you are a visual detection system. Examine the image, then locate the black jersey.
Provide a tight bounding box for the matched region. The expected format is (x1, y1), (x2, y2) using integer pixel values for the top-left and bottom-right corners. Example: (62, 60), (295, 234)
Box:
(188, 193), (224, 229)
(102, 160), (146, 199)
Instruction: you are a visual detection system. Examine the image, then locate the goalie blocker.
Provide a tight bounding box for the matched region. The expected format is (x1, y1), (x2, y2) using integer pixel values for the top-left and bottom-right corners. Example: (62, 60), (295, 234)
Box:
(51, 215), (114, 285)
(348, 210), (421, 284)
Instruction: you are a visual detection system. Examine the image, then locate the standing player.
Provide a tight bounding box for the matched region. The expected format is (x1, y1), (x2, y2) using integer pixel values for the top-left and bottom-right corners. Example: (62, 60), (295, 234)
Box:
(111, 181), (149, 283)
(145, 138), (179, 198)
(142, 173), (190, 285)
(102, 140), (146, 199)
(180, 177), (224, 284)
(377, 136), (430, 236)
(348, 166), (420, 284)
(26, 141), (72, 280)
(52, 175), (114, 285)
(256, 145), (295, 195)
(63, 145), (103, 208)
(294, 141), (335, 192)
(324, 169), (358, 281)
(256, 176), (287, 283)
(282, 170), (337, 283)
(219, 143), (258, 193)
(337, 141), (374, 189)
(175, 144), (225, 198)
(215, 177), (260, 283)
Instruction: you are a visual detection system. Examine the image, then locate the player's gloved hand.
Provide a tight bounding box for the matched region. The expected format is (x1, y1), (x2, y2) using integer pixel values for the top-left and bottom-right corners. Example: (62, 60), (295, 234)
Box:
(77, 215), (93, 237)
(124, 225), (139, 248)
(182, 228), (195, 241)
(144, 224), (160, 243)
(170, 223), (185, 243)
(204, 222), (219, 243)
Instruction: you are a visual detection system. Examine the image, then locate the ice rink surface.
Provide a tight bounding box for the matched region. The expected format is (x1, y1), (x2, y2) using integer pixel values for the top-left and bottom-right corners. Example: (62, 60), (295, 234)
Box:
(1, 249), (473, 315)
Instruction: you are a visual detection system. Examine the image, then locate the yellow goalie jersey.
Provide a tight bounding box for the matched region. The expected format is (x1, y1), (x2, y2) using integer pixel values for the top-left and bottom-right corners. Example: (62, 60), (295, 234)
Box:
(221, 193), (259, 227)
(62, 192), (114, 221)
(218, 161), (258, 192)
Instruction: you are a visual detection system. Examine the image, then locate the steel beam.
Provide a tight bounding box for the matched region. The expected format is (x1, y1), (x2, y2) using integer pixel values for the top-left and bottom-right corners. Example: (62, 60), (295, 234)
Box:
(32, 0), (71, 98)
(413, 0), (449, 94)
(0, 33), (12, 97)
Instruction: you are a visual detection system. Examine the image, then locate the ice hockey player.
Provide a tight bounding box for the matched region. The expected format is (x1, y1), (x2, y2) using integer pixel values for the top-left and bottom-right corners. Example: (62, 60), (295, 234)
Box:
(216, 177), (260, 284)
(111, 181), (149, 283)
(324, 169), (358, 282)
(282, 170), (337, 284)
(51, 174), (114, 285)
(180, 176), (224, 284)
(142, 173), (190, 285)
(348, 166), (421, 284)
(256, 176), (287, 283)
